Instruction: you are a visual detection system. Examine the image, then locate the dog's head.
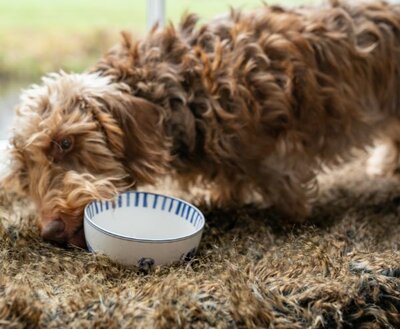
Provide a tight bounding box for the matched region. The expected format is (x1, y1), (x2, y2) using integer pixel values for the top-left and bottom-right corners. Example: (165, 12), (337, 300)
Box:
(3, 72), (169, 248)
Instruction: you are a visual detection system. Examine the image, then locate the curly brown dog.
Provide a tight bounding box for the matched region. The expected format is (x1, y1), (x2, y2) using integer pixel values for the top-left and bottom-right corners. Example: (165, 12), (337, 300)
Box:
(3, 0), (400, 248)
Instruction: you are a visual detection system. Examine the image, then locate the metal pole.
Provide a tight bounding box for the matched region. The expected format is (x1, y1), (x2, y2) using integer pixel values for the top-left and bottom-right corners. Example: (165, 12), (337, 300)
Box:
(147, 0), (165, 30)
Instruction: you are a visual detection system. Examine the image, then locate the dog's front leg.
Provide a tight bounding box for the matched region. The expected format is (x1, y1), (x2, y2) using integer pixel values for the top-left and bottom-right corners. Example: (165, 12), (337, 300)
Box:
(252, 165), (314, 222)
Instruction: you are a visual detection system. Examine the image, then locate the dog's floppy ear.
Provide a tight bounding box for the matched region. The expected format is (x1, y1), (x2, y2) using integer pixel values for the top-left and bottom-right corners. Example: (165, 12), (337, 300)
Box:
(92, 90), (171, 184)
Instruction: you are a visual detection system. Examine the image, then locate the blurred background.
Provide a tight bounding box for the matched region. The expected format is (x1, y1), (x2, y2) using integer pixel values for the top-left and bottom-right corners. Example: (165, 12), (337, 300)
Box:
(0, 0), (316, 140)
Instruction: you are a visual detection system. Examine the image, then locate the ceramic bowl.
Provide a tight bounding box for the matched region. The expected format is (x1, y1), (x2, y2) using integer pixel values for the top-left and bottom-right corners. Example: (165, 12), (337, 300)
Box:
(84, 191), (205, 269)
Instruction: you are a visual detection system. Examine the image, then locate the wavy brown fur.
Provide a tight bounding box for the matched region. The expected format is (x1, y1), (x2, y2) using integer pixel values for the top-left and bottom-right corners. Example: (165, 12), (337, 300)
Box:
(93, 0), (400, 211)
(1, 156), (400, 328)
(4, 0), (400, 246)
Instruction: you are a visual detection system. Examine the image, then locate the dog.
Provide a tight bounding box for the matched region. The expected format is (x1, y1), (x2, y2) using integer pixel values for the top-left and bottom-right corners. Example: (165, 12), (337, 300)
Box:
(3, 0), (400, 248)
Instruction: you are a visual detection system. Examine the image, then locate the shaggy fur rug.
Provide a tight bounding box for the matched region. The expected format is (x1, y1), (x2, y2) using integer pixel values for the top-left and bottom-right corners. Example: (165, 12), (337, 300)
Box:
(1, 155), (400, 328)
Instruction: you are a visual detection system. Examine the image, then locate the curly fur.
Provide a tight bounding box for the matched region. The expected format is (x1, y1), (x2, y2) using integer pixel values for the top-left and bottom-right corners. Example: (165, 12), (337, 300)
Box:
(4, 0), (400, 246)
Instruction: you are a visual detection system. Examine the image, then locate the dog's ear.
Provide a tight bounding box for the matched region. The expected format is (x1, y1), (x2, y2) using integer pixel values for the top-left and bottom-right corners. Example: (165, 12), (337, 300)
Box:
(92, 90), (171, 184)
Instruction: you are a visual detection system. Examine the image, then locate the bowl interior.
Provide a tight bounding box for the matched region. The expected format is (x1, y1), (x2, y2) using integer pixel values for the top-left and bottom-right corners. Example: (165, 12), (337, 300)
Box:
(85, 192), (204, 241)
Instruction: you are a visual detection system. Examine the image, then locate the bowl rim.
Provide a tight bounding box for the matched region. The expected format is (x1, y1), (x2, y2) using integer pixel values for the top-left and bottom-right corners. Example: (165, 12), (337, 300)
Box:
(84, 191), (205, 244)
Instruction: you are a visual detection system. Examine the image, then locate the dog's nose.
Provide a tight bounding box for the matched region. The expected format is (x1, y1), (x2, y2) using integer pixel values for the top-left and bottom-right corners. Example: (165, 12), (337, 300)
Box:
(41, 219), (67, 244)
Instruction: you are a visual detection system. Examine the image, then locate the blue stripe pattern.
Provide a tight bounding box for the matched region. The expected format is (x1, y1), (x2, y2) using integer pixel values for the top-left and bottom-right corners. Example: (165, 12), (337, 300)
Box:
(161, 196), (167, 211)
(85, 192), (205, 230)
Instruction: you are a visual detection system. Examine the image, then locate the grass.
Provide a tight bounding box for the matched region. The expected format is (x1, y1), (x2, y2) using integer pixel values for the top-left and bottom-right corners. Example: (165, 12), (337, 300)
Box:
(0, 0), (316, 30)
(0, 0), (316, 81)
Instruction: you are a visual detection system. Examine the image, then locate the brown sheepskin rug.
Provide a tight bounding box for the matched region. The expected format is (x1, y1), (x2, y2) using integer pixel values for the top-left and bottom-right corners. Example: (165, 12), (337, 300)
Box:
(1, 155), (400, 328)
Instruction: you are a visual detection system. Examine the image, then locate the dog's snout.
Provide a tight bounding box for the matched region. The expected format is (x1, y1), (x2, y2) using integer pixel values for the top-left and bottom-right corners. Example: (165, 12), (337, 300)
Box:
(41, 218), (67, 244)
(68, 226), (87, 249)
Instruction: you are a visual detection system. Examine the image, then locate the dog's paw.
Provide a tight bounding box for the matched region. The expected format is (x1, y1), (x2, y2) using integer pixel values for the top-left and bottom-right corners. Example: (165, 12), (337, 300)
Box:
(366, 142), (399, 178)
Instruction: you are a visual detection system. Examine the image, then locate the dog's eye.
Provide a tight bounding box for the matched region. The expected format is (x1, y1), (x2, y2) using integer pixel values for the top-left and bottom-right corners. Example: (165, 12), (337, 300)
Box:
(60, 137), (72, 151)
(49, 136), (74, 163)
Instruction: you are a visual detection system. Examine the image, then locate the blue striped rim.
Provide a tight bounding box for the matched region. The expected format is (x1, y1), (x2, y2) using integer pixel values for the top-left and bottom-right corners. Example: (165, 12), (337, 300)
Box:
(161, 196), (167, 210)
(175, 201), (182, 215)
(185, 206), (191, 220)
(168, 198), (174, 212)
(84, 191), (205, 243)
(135, 193), (140, 207)
(152, 194), (158, 209)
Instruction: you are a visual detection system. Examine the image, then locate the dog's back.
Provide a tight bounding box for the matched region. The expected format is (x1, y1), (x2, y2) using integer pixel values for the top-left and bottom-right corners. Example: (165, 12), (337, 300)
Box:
(93, 0), (400, 214)
(96, 1), (400, 162)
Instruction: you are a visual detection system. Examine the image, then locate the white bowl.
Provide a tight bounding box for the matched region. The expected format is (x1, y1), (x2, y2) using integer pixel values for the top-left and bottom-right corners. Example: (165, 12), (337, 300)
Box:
(84, 191), (205, 268)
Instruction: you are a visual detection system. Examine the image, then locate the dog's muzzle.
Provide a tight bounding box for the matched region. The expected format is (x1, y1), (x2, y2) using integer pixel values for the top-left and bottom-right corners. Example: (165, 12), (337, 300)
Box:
(41, 218), (87, 249)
